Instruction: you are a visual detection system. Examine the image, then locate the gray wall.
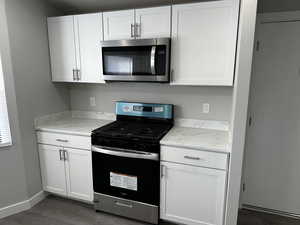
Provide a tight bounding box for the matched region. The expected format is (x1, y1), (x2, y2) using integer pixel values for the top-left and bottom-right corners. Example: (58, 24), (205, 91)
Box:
(0, 0), (28, 208)
(70, 84), (233, 121)
(1, 0), (70, 202)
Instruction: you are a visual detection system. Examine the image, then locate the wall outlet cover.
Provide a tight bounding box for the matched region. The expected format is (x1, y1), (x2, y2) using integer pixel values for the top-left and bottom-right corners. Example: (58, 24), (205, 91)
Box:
(90, 97), (96, 107)
(203, 103), (210, 114)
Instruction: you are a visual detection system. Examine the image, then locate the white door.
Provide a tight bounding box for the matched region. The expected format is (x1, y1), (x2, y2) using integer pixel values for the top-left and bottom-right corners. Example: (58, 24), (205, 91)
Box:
(47, 16), (77, 82)
(75, 13), (105, 83)
(103, 10), (135, 40)
(38, 144), (66, 196)
(64, 148), (93, 202)
(135, 6), (171, 39)
(242, 19), (300, 215)
(171, 1), (239, 86)
(160, 162), (227, 225)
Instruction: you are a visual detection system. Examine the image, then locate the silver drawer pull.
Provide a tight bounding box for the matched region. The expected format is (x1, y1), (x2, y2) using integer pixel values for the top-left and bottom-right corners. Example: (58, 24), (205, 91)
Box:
(59, 150), (64, 161)
(115, 201), (133, 208)
(184, 156), (202, 161)
(56, 139), (69, 143)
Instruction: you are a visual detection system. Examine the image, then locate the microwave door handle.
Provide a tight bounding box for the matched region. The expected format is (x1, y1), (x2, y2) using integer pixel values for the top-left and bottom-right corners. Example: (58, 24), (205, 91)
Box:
(150, 46), (156, 75)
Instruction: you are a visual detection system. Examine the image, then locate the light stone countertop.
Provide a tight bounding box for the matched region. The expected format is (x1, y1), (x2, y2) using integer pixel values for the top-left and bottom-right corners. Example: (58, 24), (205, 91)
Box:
(35, 114), (113, 137)
(160, 126), (231, 153)
(35, 111), (231, 153)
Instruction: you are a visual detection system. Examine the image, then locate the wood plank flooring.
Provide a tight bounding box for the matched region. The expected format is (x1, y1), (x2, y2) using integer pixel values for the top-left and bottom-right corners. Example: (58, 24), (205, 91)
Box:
(0, 195), (300, 225)
(238, 209), (300, 225)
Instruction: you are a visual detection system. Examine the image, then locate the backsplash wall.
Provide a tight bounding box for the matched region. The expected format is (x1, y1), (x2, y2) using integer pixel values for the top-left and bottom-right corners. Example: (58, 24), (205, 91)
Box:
(70, 83), (233, 121)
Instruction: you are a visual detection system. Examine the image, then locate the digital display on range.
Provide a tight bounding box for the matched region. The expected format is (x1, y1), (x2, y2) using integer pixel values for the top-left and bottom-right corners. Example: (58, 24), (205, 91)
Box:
(133, 106), (153, 112)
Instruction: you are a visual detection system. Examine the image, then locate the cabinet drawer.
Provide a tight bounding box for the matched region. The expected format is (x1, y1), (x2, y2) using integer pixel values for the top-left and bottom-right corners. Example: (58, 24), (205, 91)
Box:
(37, 131), (91, 150)
(161, 145), (228, 170)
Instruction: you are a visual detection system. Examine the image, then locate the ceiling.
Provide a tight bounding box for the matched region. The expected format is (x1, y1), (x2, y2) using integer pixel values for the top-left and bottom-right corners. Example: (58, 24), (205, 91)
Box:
(46, 0), (300, 14)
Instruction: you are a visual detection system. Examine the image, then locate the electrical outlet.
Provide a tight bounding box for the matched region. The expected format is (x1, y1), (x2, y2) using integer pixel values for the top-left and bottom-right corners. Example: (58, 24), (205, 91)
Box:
(203, 103), (210, 114)
(90, 97), (96, 107)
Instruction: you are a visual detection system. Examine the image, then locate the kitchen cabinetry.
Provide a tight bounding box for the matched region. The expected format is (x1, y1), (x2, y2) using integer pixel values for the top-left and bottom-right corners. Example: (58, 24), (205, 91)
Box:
(103, 10), (135, 40)
(39, 144), (67, 196)
(171, 1), (239, 86)
(37, 132), (93, 202)
(103, 6), (171, 40)
(160, 146), (228, 225)
(47, 16), (76, 82)
(64, 147), (93, 201)
(48, 13), (104, 83)
(135, 6), (171, 39)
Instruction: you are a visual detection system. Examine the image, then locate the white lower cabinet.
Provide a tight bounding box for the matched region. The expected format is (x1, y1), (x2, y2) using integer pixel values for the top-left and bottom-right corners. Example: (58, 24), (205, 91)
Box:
(160, 160), (227, 225)
(38, 143), (93, 202)
(64, 147), (93, 202)
(39, 144), (67, 196)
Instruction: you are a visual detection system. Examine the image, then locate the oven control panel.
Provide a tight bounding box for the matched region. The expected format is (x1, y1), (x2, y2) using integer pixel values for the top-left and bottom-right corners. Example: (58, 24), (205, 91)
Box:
(116, 102), (173, 119)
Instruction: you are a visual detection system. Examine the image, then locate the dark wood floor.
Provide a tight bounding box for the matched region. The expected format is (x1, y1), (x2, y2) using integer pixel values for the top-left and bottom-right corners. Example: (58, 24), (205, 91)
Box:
(237, 209), (300, 225)
(0, 195), (300, 225)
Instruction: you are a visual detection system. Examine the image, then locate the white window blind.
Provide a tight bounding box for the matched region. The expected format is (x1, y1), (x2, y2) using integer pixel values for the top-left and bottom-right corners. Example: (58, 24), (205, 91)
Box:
(0, 55), (12, 147)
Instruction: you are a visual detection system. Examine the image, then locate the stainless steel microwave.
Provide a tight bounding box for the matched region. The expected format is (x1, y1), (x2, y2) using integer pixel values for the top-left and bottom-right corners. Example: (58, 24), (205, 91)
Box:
(101, 38), (170, 82)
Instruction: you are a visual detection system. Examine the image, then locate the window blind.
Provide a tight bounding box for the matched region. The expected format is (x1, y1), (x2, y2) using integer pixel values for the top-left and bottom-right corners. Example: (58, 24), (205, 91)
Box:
(0, 55), (11, 147)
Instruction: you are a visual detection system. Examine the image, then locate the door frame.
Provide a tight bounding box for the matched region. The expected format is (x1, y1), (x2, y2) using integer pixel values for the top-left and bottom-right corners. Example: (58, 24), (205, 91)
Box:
(241, 9), (300, 215)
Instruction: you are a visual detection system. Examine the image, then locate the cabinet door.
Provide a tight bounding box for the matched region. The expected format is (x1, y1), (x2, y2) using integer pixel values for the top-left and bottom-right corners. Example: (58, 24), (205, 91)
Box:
(75, 13), (105, 83)
(47, 16), (77, 82)
(160, 162), (227, 225)
(103, 10), (135, 40)
(135, 6), (171, 39)
(38, 144), (66, 196)
(64, 148), (93, 202)
(171, 1), (239, 86)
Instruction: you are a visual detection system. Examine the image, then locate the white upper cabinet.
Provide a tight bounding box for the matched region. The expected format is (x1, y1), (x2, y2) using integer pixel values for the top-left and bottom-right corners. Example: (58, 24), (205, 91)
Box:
(75, 13), (104, 83)
(47, 13), (105, 83)
(171, 0), (239, 86)
(103, 10), (135, 40)
(135, 6), (171, 38)
(103, 6), (171, 40)
(48, 16), (77, 82)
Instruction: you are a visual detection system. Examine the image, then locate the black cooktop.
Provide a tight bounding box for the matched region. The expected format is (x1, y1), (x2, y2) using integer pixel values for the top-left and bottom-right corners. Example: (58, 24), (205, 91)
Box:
(92, 102), (174, 154)
(92, 119), (173, 142)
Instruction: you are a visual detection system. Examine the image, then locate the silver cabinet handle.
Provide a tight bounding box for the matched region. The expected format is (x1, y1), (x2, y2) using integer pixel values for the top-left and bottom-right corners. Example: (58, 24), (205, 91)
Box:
(184, 156), (202, 161)
(161, 165), (166, 178)
(56, 139), (69, 143)
(150, 46), (156, 75)
(130, 24), (134, 38)
(134, 23), (141, 38)
(72, 69), (76, 81)
(115, 201), (133, 208)
(59, 150), (64, 161)
(76, 69), (81, 80)
(63, 150), (68, 161)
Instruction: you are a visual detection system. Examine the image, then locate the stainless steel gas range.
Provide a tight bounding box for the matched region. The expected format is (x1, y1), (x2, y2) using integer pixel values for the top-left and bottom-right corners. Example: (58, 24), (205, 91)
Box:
(91, 102), (173, 224)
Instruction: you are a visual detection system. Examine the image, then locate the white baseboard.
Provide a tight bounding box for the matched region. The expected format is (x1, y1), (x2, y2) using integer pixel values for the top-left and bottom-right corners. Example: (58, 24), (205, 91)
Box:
(28, 191), (47, 208)
(0, 191), (46, 219)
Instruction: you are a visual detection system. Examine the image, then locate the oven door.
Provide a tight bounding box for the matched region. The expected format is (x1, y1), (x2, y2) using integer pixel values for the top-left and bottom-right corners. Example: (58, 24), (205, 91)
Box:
(92, 146), (160, 206)
(101, 38), (170, 82)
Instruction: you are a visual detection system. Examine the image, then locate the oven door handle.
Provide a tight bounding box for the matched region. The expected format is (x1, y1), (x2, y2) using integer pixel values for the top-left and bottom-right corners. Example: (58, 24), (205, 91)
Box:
(92, 145), (159, 161)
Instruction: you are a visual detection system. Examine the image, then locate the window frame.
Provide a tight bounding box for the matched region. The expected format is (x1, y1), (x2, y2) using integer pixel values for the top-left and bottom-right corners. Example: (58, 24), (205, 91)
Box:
(0, 54), (12, 148)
